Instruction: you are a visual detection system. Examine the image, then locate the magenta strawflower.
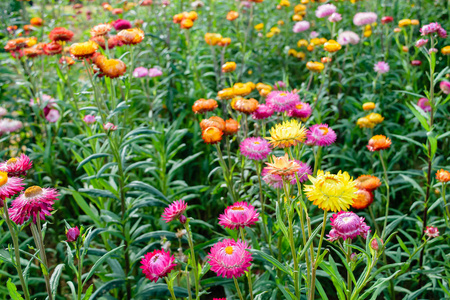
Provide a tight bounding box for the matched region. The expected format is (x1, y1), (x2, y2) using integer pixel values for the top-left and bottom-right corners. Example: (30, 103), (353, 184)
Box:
(148, 67), (163, 77)
(0, 154), (33, 177)
(113, 19), (132, 30)
(66, 226), (80, 242)
(218, 202), (259, 229)
(440, 81), (450, 94)
(315, 4), (336, 18)
(290, 160), (312, 184)
(328, 13), (342, 22)
(0, 172), (25, 205)
(415, 39), (428, 48)
(424, 226), (439, 238)
(9, 186), (59, 225)
(239, 137), (271, 160)
(327, 211), (370, 242)
(266, 91), (300, 112)
(417, 97), (431, 112)
(83, 115), (96, 124)
(261, 161), (311, 188)
(306, 124), (337, 146)
(293, 21), (310, 33)
(337, 31), (360, 45)
(287, 102), (312, 120)
(207, 239), (252, 279)
(438, 27), (448, 38)
(133, 67), (148, 78)
(162, 199), (187, 223)
(261, 167), (284, 189)
(374, 61), (389, 74)
(353, 12), (377, 26)
(140, 249), (177, 282)
(420, 22), (442, 36)
(45, 109), (60, 123)
(252, 104), (274, 120)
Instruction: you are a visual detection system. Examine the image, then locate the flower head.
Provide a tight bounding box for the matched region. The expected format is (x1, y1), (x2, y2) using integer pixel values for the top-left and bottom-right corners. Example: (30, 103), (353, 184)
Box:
(103, 122), (117, 131)
(362, 102), (375, 111)
(265, 154), (300, 177)
(355, 175), (381, 191)
(90, 23), (112, 37)
(252, 104), (274, 120)
(133, 67), (148, 78)
(381, 16), (394, 24)
(233, 97), (259, 114)
(66, 226), (80, 242)
(337, 31), (360, 45)
(224, 119), (239, 135)
(0, 154), (32, 177)
(162, 199), (187, 223)
(262, 161), (311, 188)
(49, 27), (74, 42)
(222, 62), (237, 73)
(117, 28), (145, 45)
(293, 21), (310, 33)
(218, 202), (259, 229)
(306, 61), (325, 72)
(265, 91), (299, 112)
(202, 127), (223, 144)
(192, 99), (218, 114)
(0, 172), (25, 205)
(327, 211), (370, 241)
(420, 22), (442, 36)
(240, 137), (271, 161)
(315, 4), (336, 18)
(148, 67), (163, 77)
(113, 19), (132, 31)
(200, 116), (225, 131)
(306, 124), (336, 146)
(0, 119), (23, 135)
(353, 12), (377, 26)
(328, 13), (342, 22)
(266, 119), (306, 148)
(367, 135), (391, 151)
(323, 40), (342, 52)
(440, 81), (450, 94)
(207, 239), (252, 279)
(351, 189), (374, 209)
(304, 170), (357, 212)
(140, 249), (177, 282)
(288, 102), (312, 120)
(70, 41), (98, 59)
(424, 226), (439, 238)
(9, 186), (59, 224)
(436, 169), (450, 183)
(417, 97), (431, 112)
(83, 115), (96, 124)
(415, 39), (428, 48)
(374, 61), (389, 74)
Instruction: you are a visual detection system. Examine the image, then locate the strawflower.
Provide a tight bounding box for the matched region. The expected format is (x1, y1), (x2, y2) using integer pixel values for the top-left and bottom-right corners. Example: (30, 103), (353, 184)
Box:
(265, 154), (300, 177)
(252, 104), (274, 120)
(352, 189), (374, 209)
(0, 172), (25, 205)
(436, 169), (450, 183)
(0, 154), (32, 177)
(293, 21), (310, 33)
(218, 202), (259, 229)
(140, 249), (177, 282)
(148, 67), (163, 77)
(355, 175), (381, 191)
(417, 98), (431, 112)
(306, 124), (337, 146)
(265, 91), (299, 112)
(133, 67), (148, 78)
(367, 135), (391, 151)
(327, 211), (370, 241)
(315, 4), (336, 18)
(288, 102), (312, 120)
(353, 12), (378, 26)
(266, 119), (306, 148)
(240, 137), (271, 160)
(337, 31), (360, 45)
(207, 239), (252, 279)
(374, 61), (389, 74)
(66, 226), (80, 242)
(424, 226), (439, 238)
(162, 199), (187, 223)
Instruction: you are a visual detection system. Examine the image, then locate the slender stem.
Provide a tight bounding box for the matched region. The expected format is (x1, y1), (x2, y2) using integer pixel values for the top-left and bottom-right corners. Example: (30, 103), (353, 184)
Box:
(313, 146), (322, 176)
(442, 184), (449, 226)
(77, 246), (83, 300)
(31, 221), (53, 300)
(2, 205), (31, 300)
(310, 211), (328, 300)
(368, 206), (381, 235)
(346, 240), (352, 299)
(215, 144), (238, 202)
(379, 151), (390, 239)
(233, 277), (245, 300)
(165, 277), (177, 300)
(239, 228), (254, 300)
(184, 222), (199, 300)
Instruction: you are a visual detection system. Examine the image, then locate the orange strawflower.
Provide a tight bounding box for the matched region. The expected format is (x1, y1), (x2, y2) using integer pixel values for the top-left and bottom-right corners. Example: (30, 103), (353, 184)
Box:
(69, 41), (98, 59)
(436, 169), (450, 183)
(200, 116), (225, 131)
(202, 127), (223, 144)
(352, 189), (374, 209)
(217, 88), (235, 100)
(227, 11), (239, 21)
(43, 41), (63, 55)
(90, 23), (112, 37)
(180, 18), (194, 29)
(232, 83), (251, 97)
(49, 27), (74, 42)
(367, 135), (391, 151)
(205, 33), (222, 46)
(355, 175), (381, 191)
(217, 37), (231, 47)
(222, 62), (237, 73)
(224, 119), (239, 135)
(96, 55), (127, 78)
(265, 154), (300, 176)
(117, 28), (144, 45)
(192, 99), (218, 114)
(233, 97), (259, 114)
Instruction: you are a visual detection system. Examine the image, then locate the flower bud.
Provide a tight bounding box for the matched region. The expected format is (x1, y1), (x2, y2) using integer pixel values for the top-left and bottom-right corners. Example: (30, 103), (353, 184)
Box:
(66, 226), (80, 242)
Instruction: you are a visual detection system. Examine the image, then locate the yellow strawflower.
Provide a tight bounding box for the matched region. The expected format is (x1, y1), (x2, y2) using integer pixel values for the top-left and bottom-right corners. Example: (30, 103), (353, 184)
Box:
(266, 119), (306, 148)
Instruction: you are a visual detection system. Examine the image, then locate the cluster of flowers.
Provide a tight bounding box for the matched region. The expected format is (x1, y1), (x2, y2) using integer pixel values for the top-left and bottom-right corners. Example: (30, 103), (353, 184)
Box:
(205, 33), (231, 47)
(173, 11), (198, 29)
(0, 108), (23, 135)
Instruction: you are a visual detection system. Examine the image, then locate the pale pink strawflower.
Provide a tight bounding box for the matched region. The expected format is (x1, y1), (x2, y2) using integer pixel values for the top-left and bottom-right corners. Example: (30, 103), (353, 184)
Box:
(218, 202), (259, 229)
(162, 199), (187, 223)
(103, 122), (117, 131)
(370, 237), (384, 250)
(315, 4), (336, 18)
(374, 61), (389, 74)
(293, 21), (310, 33)
(417, 98), (431, 112)
(440, 81), (450, 94)
(420, 22), (441, 36)
(252, 104), (274, 120)
(327, 211), (370, 242)
(0, 108), (7, 117)
(45, 109), (60, 123)
(0, 154), (33, 177)
(148, 67), (163, 77)
(428, 48), (438, 54)
(0, 119), (23, 135)
(261, 161), (311, 188)
(353, 12), (377, 26)
(0, 172), (25, 205)
(306, 124), (337, 146)
(266, 91), (300, 112)
(83, 115), (96, 124)
(310, 31), (319, 38)
(140, 249), (177, 282)
(274, 81), (287, 90)
(133, 67), (149, 78)
(240, 137), (271, 161)
(415, 39), (428, 48)
(287, 102), (312, 120)
(424, 226), (439, 238)
(337, 31), (360, 45)
(328, 13), (342, 22)
(290, 160), (312, 184)
(261, 167), (284, 189)
(9, 186), (59, 225)
(66, 226), (80, 242)
(207, 239), (252, 279)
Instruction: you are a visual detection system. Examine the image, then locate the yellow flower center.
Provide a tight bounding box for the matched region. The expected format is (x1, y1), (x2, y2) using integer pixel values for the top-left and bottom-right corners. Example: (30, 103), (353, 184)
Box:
(0, 171), (8, 187)
(254, 141), (260, 145)
(7, 158), (18, 165)
(319, 126), (329, 136)
(25, 186), (43, 198)
(225, 246), (234, 255)
(279, 93), (287, 97)
(231, 206), (245, 211)
(296, 104), (303, 109)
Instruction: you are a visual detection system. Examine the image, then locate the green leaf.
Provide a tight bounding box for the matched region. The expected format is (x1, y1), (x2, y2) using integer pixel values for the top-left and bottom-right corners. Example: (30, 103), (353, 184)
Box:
(249, 249), (291, 275)
(82, 284), (93, 300)
(66, 189), (102, 227)
(83, 245), (125, 285)
(126, 181), (168, 201)
(50, 264), (65, 298)
(399, 175), (426, 199)
(79, 188), (119, 200)
(7, 279), (24, 300)
(89, 279), (125, 300)
(77, 154), (111, 170)
(275, 202), (289, 241)
(406, 102), (430, 131)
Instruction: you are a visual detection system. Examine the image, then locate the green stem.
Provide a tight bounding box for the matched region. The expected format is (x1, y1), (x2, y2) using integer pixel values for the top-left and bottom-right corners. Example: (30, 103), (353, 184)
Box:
(233, 277), (245, 300)
(346, 240), (352, 299)
(442, 184), (449, 226)
(31, 220), (53, 300)
(165, 277), (177, 300)
(379, 151), (390, 240)
(77, 246), (83, 300)
(239, 228), (254, 300)
(184, 222), (199, 300)
(310, 211), (328, 300)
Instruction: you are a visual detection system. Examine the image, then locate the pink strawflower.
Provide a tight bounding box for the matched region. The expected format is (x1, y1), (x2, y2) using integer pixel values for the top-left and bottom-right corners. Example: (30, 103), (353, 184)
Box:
(140, 249), (177, 282)
(207, 239), (252, 279)
(315, 4), (336, 18)
(0, 119), (23, 135)
(420, 22), (441, 36)
(293, 21), (310, 33)
(415, 39), (428, 48)
(218, 202), (259, 229)
(261, 167), (284, 189)
(306, 124), (337, 146)
(0, 172), (25, 204)
(66, 226), (80, 242)
(310, 31), (319, 38)
(0, 154), (33, 177)
(252, 104), (274, 120)
(148, 67), (163, 77)
(290, 160), (312, 184)
(9, 186), (59, 224)
(370, 237), (384, 250)
(240, 137), (271, 161)
(411, 60), (422, 66)
(0, 108), (7, 117)
(327, 211), (370, 242)
(45, 109), (60, 123)
(337, 31), (360, 45)
(374, 61), (389, 74)
(266, 91), (300, 112)
(274, 81), (287, 90)
(428, 48), (438, 54)
(424, 226), (439, 238)
(133, 67), (149, 78)
(261, 161), (311, 188)
(112, 19), (132, 30)
(328, 13), (342, 22)
(103, 122), (117, 131)
(287, 102), (312, 120)
(417, 98), (431, 112)
(162, 199), (187, 223)
(438, 27), (447, 38)
(353, 12), (377, 26)
(83, 115), (96, 124)
(440, 81), (450, 94)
